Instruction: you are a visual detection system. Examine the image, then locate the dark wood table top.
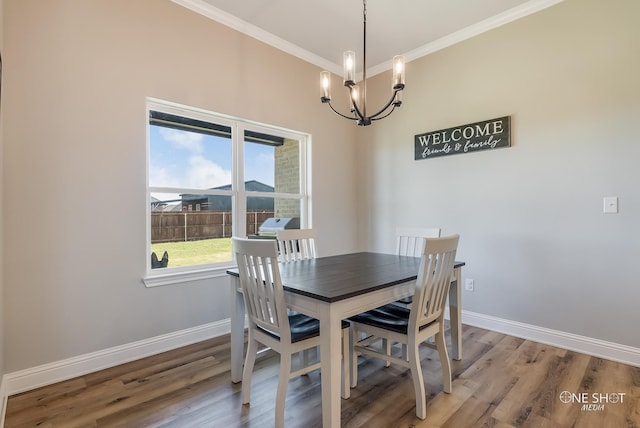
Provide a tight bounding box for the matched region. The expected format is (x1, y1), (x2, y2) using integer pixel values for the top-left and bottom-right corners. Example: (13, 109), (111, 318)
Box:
(227, 251), (465, 303)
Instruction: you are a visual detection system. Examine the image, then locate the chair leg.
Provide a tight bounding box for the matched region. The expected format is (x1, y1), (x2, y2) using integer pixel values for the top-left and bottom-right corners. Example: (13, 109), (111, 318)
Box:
(275, 352), (291, 428)
(435, 329), (452, 393)
(341, 328), (350, 399)
(350, 325), (358, 388)
(241, 337), (259, 405)
(408, 337), (427, 420)
(383, 339), (391, 367)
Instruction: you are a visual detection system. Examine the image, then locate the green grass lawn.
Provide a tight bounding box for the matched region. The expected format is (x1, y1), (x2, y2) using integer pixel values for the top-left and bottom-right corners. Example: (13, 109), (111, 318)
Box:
(151, 238), (232, 267)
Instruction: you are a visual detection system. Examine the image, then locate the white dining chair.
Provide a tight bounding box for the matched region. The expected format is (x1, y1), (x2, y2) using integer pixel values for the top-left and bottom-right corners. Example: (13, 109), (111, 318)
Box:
(349, 235), (459, 420)
(393, 227), (441, 307)
(275, 228), (319, 367)
(233, 238), (350, 428)
(396, 227), (442, 257)
(384, 227), (443, 363)
(276, 228), (317, 262)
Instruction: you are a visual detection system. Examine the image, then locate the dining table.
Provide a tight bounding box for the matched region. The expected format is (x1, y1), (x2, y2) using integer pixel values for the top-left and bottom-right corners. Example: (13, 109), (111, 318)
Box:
(227, 251), (465, 428)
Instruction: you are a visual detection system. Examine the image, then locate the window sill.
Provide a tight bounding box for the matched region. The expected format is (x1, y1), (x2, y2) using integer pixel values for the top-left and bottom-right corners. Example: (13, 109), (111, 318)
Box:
(143, 264), (236, 288)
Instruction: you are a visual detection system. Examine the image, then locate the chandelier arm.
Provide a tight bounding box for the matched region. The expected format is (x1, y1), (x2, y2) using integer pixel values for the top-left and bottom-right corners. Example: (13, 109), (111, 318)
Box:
(371, 104), (397, 122)
(367, 90), (402, 120)
(325, 100), (359, 121)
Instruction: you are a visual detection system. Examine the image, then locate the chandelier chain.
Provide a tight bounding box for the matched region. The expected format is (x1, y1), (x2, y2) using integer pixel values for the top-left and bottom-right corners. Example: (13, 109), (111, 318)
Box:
(362, 0), (367, 117)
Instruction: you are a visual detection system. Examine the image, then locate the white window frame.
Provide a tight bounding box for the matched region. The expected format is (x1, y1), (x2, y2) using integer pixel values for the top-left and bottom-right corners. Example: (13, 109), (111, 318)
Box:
(143, 98), (312, 287)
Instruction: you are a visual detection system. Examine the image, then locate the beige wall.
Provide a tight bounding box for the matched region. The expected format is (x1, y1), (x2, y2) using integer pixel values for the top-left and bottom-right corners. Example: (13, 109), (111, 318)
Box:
(359, 0), (640, 346)
(2, 0), (357, 372)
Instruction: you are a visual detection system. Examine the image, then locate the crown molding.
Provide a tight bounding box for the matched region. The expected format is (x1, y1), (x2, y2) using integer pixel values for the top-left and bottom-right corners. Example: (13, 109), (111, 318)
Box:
(172, 0), (564, 78)
(171, 0), (342, 75)
(368, 0), (565, 76)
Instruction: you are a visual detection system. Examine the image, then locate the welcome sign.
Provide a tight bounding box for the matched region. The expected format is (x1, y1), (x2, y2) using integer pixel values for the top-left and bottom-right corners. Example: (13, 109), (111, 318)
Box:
(414, 116), (511, 160)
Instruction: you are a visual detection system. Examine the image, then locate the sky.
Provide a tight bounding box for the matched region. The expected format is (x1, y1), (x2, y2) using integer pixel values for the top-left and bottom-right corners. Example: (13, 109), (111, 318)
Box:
(149, 126), (275, 202)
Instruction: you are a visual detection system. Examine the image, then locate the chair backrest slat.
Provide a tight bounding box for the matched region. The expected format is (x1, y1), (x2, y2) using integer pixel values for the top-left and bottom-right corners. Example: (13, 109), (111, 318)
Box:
(276, 229), (317, 262)
(410, 235), (459, 329)
(396, 227), (441, 257)
(233, 238), (290, 341)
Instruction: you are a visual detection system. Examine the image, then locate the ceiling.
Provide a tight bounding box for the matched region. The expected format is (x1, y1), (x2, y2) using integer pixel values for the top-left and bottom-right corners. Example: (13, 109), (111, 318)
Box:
(172, 0), (562, 76)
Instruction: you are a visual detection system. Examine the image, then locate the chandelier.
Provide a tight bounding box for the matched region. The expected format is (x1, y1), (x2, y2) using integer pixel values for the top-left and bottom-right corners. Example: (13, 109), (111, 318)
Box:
(320, 0), (405, 126)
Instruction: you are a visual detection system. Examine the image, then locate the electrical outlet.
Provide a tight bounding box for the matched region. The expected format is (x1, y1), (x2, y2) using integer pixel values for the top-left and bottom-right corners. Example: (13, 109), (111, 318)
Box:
(465, 278), (475, 292)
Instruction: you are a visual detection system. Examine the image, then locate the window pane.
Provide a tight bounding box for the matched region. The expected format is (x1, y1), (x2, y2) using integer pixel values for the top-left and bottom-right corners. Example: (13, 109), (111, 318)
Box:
(244, 133), (300, 194)
(150, 192), (232, 268)
(149, 121), (232, 190)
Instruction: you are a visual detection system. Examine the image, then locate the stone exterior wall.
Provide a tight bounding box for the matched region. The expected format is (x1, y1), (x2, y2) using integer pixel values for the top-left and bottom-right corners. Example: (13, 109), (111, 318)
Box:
(274, 138), (301, 218)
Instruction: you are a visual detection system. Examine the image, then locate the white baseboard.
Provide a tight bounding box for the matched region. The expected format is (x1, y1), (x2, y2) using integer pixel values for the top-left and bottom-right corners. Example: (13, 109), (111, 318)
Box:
(1, 319), (232, 398)
(461, 310), (640, 367)
(1, 310), (638, 417)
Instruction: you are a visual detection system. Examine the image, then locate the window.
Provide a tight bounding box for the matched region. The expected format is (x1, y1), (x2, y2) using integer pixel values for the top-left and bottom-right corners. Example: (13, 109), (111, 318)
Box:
(145, 99), (310, 286)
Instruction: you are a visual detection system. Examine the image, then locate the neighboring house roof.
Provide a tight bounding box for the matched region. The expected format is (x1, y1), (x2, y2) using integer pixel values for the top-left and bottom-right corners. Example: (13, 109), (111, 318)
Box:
(210, 180), (274, 193)
(150, 196), (182, 212)
(179, 180), (275, 211)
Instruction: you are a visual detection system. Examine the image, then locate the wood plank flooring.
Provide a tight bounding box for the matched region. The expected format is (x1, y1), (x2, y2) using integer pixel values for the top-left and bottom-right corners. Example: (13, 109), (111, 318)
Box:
(5, 325), (640, 427)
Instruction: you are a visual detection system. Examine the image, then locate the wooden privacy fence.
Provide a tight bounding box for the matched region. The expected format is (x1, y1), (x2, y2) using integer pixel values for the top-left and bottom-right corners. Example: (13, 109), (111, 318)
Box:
(151, 211), (274, 243)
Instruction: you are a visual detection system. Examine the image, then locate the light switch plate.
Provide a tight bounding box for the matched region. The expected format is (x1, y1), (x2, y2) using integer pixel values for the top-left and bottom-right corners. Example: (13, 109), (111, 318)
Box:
(603, 197), (618, 214)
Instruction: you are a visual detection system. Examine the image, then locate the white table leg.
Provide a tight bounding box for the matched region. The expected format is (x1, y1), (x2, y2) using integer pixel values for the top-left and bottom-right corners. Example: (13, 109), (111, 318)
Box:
(449, 267), (462, 360)
(230, 276), (245, 383)
(319, 304), (342, 428)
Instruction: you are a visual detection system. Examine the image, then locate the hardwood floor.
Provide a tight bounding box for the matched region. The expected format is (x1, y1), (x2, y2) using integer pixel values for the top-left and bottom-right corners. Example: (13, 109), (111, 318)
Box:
(5, 325), (639, 427)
